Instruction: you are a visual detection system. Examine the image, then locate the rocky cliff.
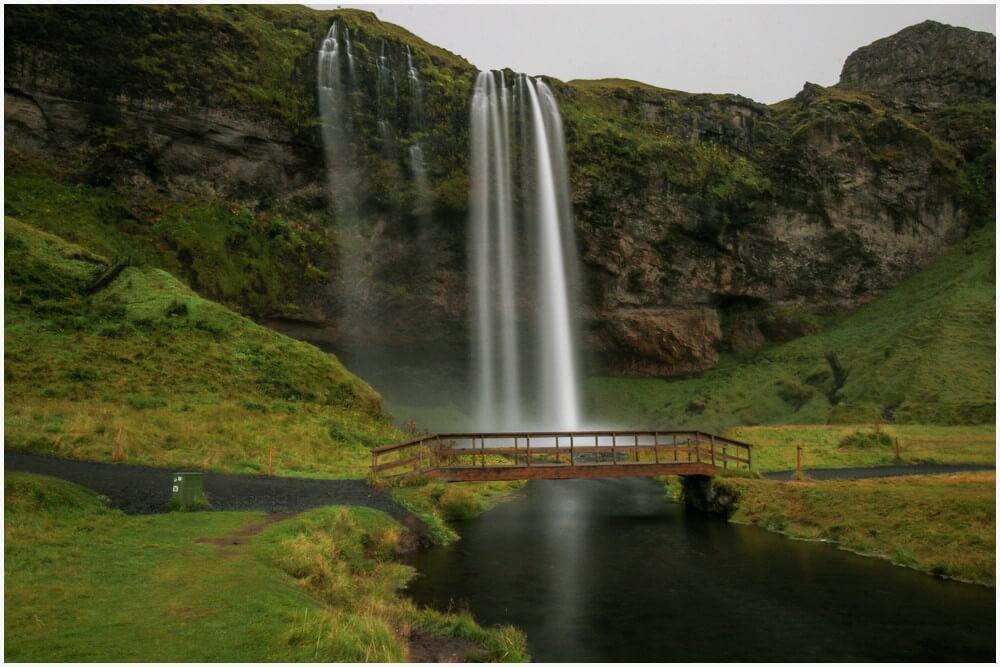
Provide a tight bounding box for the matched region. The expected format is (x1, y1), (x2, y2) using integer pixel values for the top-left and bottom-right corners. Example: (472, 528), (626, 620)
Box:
(4, 6), (995, 379)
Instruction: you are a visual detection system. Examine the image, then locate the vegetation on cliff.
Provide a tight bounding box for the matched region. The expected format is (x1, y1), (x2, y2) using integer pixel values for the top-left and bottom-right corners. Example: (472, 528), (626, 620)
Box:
(5, 173), (335, 318)
(4, 472), (528, 661)
(587, 225), (995, 429)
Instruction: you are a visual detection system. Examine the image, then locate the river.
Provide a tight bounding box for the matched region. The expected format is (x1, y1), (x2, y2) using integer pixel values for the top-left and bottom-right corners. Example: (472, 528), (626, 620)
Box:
(405, 477), (995, 662)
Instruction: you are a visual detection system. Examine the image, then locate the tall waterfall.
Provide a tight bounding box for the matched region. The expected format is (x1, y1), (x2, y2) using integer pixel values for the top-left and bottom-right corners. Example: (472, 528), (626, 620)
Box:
(469, 71), (583, 431)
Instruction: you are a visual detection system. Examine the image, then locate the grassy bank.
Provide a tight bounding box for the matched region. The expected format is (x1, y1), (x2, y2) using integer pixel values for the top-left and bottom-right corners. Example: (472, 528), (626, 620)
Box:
(4, 472), (528, 662)
(725, 423), (996, 472)
(390, 480), (526, 543)
(714, 473), (996, 586)
(586, 226), (995, 431)
(4, 218), (400, 477)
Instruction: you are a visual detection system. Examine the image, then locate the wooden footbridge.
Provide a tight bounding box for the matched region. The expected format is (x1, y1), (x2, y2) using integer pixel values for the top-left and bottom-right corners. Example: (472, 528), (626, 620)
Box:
(371, 430), (752, 482)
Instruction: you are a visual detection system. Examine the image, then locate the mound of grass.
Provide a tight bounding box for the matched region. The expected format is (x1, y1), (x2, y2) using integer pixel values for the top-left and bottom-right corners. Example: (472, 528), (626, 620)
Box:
(390, 480), (525, 544)
(4, 473), (528, 662)
(4, 218), (399, 477)
(838, 430), (894, 449)
(587, 226), (995, 431)
(717, 473), (996, 585)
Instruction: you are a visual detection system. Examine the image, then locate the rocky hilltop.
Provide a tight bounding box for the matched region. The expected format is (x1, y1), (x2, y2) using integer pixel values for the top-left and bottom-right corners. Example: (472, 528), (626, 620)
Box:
(837, 20), (996, 108)
(4, 6), (995, 378)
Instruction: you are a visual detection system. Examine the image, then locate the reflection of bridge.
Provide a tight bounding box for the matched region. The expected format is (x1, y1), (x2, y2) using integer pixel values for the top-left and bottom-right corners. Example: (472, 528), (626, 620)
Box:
(371, 431), (753, 482)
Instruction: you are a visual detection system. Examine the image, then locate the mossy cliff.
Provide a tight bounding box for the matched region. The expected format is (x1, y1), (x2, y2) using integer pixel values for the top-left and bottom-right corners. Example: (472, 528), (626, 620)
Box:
(5, 7), (995, 377)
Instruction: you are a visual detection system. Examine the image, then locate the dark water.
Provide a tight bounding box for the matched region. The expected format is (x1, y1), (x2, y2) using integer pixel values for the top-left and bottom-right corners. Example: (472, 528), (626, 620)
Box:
(405, 478), (995, 662)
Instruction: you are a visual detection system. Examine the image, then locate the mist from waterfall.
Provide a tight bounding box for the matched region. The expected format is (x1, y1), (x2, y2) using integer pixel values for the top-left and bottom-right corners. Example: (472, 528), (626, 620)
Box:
(469, 71), (583, 431)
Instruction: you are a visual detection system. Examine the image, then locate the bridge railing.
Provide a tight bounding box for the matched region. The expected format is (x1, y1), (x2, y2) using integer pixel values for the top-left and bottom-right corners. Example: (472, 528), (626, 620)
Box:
(371, 430), (752, 480)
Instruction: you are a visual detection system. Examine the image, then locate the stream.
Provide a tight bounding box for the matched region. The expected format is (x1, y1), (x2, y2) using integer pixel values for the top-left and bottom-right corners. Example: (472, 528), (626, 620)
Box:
(405, 477), (995, 662)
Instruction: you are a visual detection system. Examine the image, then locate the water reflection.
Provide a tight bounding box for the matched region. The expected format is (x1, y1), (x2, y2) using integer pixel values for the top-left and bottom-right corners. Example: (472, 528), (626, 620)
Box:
(406, 478), (995, 662)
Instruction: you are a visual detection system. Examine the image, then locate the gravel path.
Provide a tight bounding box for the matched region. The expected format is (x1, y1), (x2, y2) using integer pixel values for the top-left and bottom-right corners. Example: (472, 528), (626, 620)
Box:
(5, 450), (411, 518)
(763, 463), (995, 481)
(8, 451), (992, 516)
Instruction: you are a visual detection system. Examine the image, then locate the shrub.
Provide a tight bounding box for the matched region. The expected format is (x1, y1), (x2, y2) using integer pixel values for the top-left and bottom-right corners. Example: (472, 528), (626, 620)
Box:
(838, 430), (893, 449)
(438, 486), (484, 521)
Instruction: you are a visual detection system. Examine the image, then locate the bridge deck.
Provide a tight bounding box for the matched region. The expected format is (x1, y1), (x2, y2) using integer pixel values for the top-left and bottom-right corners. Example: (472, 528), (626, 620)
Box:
(371, 430), (752, 482)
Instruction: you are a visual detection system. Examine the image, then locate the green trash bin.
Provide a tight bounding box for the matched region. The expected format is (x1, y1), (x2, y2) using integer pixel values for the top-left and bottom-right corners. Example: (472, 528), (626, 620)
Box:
(171, 472), (204, 508)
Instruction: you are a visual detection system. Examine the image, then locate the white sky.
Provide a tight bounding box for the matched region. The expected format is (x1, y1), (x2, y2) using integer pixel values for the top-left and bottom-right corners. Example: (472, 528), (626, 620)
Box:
(321, 3), (995, 103)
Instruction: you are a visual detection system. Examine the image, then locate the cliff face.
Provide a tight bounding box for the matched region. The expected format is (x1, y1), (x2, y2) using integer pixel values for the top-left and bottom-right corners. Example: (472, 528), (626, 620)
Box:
(4, 7), (995, 378)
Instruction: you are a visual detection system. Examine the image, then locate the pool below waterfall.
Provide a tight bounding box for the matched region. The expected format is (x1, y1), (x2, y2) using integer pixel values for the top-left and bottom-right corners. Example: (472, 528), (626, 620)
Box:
(404, 477), (995, 662)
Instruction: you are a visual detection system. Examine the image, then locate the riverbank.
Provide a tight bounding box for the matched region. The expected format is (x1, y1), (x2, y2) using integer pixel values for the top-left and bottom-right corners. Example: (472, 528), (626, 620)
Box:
(712, 472), (995, 586)
(3, 472), (529, 662)
(389, 478), (527, 543)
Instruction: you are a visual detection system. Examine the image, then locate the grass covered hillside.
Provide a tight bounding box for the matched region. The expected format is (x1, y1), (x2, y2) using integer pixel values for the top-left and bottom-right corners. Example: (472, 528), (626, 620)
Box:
(587, 225), (995, 431)
(4, 218), (400, 477)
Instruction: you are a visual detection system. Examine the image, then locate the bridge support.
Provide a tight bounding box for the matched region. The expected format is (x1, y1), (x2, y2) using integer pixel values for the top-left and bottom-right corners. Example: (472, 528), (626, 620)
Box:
(681, 475), (739, 518)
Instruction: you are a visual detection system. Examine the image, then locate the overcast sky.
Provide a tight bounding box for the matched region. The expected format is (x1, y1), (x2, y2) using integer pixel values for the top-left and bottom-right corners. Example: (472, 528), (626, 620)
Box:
(327, 4), (995, 103)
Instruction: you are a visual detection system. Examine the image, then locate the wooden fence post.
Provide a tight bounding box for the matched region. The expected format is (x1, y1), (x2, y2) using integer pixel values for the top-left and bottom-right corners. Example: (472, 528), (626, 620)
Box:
(112, 426), (125, 462)
(796, 445), (802, 473)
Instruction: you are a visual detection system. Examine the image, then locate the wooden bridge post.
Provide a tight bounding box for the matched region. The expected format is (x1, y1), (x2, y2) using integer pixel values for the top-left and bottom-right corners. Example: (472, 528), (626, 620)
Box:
(634, 434), (640, 462)
(695, 433), (701, 463)
(710, 434), (716, 467)
(570, 434), (575, 466)
(654, 432), (660, 464)
(513, 435), (518, 466)
(723, 444), (728, 470)
(555, 436), (560, 464)
(612, 432), (617, 465)
(673, 434), (678, 462)
(526, 434), (531, 467)
(480, 435), (486, 468)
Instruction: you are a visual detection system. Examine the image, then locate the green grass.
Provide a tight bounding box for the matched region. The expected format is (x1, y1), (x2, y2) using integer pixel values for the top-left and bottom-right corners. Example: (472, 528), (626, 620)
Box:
(725, 424), (995, 472)
(4, 218), (400, 477)
(717, 472), (996, 585)
(587, 226), (995, 431)
(4, 472), (528, 661)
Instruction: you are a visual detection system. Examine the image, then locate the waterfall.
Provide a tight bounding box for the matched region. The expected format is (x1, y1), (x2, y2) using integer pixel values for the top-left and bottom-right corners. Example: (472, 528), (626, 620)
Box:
(318, 20), (367, 326)
(406, 47), (424, 106)
(409, 143), (431, 217)
(469, 71), (582, 430)
(376, 40), (393, 151)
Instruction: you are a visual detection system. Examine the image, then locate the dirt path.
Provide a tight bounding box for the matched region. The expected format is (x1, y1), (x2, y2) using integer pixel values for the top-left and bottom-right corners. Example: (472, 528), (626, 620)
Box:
(4, 450), (411, 519)
(763, 462), (995, 481)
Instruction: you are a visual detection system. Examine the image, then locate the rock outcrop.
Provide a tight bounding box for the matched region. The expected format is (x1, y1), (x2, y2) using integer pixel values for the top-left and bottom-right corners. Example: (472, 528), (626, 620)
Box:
(837, 20), (996, 108)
